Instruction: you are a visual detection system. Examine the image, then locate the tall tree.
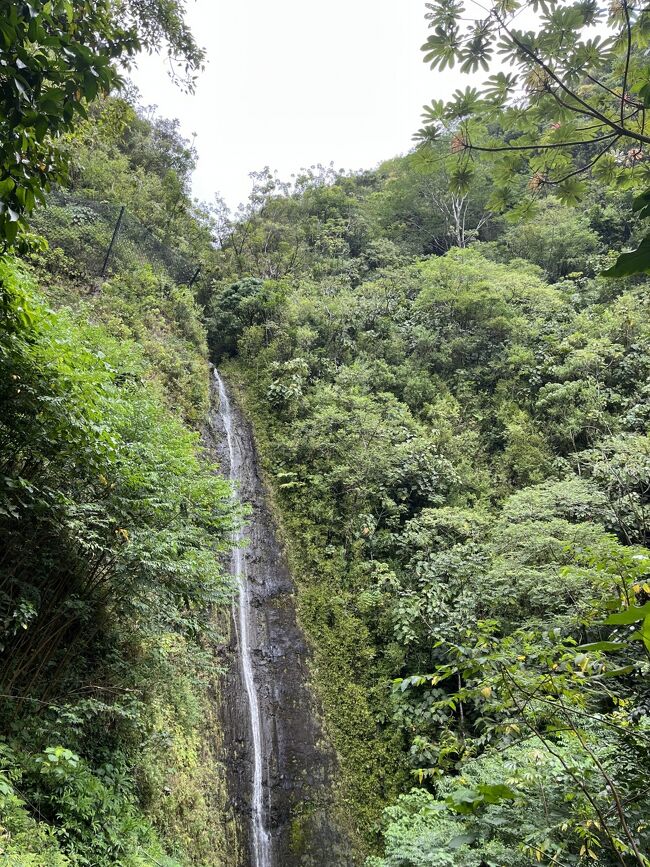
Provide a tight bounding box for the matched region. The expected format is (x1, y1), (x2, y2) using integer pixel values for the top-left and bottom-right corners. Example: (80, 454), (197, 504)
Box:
(417, 0), (650, 275)
(0, 0), (203, 246)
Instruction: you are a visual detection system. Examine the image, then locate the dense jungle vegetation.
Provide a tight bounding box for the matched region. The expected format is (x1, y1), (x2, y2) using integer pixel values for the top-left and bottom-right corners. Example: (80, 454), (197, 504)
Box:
(0, 19), (241, 858)
(210, 164), (650, 865)
(2, 0), (650, 865)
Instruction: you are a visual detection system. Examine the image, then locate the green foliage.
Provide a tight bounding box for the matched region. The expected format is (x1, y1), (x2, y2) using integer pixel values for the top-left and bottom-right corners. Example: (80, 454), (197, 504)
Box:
(367, 150), (497, 256)
(6, 11), (648, 860)
(210, 160), (650, 864)
(0, 0), (202, 246)
(21, 95), (216, 299)
(0, 254), (232, 687)
(604, 189), (650, 277)
(207, 277), (283, 360)
(0, 256), (235, 864)
(417, 0), (650, 275)
(499, 198), (600, 282)
(91, 266), (210, 425)
(0, 743), (176, 867)
(389, 550), (650, 864)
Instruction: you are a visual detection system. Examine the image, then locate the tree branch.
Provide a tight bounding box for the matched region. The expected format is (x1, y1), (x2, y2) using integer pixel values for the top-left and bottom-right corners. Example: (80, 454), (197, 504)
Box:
(465, 132), (618, 153)
(543, 135), (622, 186)
(496, 12), (650, 144)
(621, 0), (633, 128)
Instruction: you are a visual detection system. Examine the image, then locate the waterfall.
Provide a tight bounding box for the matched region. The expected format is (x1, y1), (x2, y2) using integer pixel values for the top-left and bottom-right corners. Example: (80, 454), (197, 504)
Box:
(214, 369), (272, 867)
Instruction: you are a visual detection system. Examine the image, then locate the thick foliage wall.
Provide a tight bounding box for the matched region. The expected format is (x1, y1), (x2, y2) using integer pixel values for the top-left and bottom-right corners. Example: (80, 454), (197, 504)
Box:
(0, 95), (238, 866)
(0, 255), (237, 865)
(209, 164), (650, 867)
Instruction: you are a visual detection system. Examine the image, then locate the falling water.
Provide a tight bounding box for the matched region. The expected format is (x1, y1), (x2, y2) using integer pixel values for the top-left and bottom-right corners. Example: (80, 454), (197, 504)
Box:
(214, 369), (272, 867)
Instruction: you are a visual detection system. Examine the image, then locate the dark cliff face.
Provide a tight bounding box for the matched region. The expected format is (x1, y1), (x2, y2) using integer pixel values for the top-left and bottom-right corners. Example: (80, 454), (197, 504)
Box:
(205, 372), (355, 867)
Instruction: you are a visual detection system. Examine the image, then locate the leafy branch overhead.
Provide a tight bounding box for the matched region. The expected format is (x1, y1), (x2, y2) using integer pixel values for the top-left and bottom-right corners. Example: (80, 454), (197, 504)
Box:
(418, 0), (650, 274)
(0, 0), (204, 247)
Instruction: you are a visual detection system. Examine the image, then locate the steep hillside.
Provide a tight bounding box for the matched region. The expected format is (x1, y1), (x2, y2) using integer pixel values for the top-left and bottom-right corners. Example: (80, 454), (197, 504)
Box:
(2, 2), (650, 864)
(0, 98), (238, 867)
(208, 167), (650, 865)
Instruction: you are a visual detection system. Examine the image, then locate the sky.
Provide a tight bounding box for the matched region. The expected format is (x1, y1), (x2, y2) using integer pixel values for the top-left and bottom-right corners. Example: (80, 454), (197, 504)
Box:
(131, 0), (450, 210)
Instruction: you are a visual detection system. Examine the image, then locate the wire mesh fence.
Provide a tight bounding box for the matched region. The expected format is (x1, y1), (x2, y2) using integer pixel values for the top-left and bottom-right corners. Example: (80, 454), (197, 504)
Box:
(31, 191), (199, 286)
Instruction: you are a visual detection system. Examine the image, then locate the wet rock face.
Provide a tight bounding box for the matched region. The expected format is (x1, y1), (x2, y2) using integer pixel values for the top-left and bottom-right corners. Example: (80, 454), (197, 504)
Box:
(205, 372), (354, 867)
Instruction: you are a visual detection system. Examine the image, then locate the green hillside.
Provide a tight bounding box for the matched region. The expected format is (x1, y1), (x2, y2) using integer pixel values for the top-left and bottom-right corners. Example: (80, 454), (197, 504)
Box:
(1, 2), (650, 866)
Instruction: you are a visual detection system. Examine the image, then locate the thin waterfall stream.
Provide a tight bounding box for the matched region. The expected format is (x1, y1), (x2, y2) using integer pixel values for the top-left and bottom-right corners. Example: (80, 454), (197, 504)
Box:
(215, 369), (272, 867)
(210, 368), (354, 867)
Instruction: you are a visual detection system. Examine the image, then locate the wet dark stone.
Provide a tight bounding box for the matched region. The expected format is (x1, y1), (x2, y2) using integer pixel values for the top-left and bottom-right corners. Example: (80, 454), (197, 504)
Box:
(204, 370), (356, 867)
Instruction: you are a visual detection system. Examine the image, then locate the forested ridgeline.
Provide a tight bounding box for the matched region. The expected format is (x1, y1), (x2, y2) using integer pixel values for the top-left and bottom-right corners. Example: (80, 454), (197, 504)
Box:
(0, 95), (241, 865)
(208, 154), (650, 864)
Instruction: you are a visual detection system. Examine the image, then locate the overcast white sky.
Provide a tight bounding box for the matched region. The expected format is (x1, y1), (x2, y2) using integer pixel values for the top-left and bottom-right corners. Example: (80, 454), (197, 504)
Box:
(131, 0), (451, 209)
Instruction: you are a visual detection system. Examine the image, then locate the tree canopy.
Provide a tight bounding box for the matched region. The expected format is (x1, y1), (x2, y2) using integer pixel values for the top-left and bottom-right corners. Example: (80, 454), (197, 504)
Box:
(208, 139), (650, 867)
(0, 0), (203, 246)
(417, 0), (650, 275)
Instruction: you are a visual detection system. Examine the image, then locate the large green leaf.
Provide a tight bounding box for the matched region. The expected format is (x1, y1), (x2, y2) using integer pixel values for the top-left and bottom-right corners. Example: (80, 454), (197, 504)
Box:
(603, 234), (650, 278)
(603, 601), (650, 625)
(447, 783), (517, 814)
(577, 640), (627, 652)
(632, 189), (650, 219)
